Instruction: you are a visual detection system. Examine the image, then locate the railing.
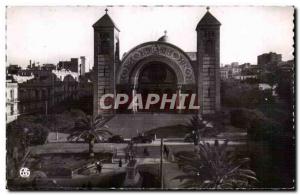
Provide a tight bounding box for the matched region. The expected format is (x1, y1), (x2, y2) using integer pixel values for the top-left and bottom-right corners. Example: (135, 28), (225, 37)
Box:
(6, 112), (19, 117)
(6, 98), (19, 103)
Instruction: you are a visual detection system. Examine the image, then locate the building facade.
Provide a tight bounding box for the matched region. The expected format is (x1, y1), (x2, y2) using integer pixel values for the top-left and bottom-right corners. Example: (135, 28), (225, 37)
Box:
(58, 58), (79, 73)
(93, 8), (221, 116)
(6, 79), (19, 123)
(7, 61), (94, 116)
(220, 63), (260, 81)
(80, 56), (86, 76)
(17, 69), (80, 114)
(258, 52), (282, 66)
(220, 64), (241, 80)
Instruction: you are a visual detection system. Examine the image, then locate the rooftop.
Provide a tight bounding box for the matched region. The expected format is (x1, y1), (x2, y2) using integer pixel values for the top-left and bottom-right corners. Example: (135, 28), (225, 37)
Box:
(93, 9), (120, 31)
(196, 8), (221, 30)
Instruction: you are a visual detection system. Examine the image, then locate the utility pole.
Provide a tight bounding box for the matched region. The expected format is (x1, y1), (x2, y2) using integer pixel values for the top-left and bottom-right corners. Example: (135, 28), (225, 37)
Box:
(160, 137), (164, 189)
(45, 100), (48, 116)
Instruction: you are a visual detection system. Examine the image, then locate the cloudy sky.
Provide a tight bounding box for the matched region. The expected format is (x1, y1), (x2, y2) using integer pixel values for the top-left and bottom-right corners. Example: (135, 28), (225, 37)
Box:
(6, 6), (294, 68)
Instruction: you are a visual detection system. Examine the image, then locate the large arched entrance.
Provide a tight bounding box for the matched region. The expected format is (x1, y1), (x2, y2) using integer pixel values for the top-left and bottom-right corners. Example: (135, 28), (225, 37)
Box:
(137, 61), (177, 112)
(116, 41), (197, 113)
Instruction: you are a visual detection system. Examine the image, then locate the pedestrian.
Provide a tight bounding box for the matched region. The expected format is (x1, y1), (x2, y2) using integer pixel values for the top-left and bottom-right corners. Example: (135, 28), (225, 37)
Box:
(119, 159), (122, 167)
(143, 147), (149, 156)
(164, 145), (169, 159)
(192, 130), (199, 146)
(125, 152), (129, 163)
(171, 153), (175, 162)
(130, 151), (134, 161)
(96, 161), (102, 173)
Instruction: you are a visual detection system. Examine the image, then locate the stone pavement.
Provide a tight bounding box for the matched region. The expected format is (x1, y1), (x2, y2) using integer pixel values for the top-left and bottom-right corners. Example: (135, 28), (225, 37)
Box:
(163, 162), (187, 189)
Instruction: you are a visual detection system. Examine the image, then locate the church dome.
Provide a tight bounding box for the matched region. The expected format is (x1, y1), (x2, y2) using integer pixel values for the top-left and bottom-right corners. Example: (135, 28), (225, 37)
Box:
(157, 31), (169, 42)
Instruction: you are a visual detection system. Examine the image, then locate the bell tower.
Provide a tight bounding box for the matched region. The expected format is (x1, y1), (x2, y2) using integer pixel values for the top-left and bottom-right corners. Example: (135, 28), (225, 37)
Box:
(93, 8), (120, 117)
(196, 7), (221, 115)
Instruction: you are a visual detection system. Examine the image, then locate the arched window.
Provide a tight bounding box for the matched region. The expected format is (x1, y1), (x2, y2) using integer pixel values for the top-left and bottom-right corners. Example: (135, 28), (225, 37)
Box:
(99, 33), (110, 54)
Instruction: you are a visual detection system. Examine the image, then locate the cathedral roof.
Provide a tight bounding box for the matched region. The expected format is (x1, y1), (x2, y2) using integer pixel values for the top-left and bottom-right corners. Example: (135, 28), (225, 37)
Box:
(93, 12), (120, 31)
(196, 9), (221, 29)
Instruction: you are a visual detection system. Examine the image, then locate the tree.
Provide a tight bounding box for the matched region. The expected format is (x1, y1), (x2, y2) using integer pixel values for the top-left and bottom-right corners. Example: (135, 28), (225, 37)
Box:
(276, 69), (293, 106)
(186, 115), (211, 145)
(25, 124), (49, 145)
(7, 119), (49, 178)
(8, 120), (49, 147)
(263, 72), (277, 89)
(173, 140), (258, 189)
(221, 80), (261, 108)
(67, 114), (113, 157)
(230, 108), (283, 141)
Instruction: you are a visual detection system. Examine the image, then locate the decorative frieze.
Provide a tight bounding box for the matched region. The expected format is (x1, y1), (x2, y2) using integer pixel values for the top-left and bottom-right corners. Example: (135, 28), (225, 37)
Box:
(118, 43), (195, 85)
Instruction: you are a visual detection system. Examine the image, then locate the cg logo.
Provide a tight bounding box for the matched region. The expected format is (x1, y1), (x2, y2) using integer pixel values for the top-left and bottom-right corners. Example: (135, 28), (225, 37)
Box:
(19, 167), (30, 178)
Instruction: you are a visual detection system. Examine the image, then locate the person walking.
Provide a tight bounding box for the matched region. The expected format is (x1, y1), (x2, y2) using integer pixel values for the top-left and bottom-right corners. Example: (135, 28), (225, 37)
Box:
(118, 159), (122, 167)
(143, 147), (149, 156)
(163, 145), (169, 159)
(96, 161), (102, 173)
(125, 151), (129, 163)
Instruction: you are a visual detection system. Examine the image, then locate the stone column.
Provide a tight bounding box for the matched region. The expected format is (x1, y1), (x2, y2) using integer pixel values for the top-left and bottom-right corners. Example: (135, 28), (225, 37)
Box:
(132, 85), (137, 113)
(176, 84), (182, 114)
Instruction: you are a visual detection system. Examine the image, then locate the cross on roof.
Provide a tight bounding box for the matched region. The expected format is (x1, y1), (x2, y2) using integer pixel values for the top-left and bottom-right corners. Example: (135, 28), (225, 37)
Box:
(105, 8), (108, 14)
(164, 30), (167, 36)
(206, 6), (210, 11)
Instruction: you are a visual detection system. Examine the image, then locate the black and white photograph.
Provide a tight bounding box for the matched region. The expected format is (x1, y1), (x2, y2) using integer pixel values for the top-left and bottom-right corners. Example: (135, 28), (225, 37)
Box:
(5, 5), (295, 190)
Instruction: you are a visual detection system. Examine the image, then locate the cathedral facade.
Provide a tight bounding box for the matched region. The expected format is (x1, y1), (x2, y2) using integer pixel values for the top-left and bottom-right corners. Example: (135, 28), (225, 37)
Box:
(93, 8), (221, 117)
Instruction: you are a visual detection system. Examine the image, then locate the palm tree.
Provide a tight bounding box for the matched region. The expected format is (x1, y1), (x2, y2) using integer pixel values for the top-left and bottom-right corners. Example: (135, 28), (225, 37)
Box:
(173, 140), (258, 189)
(67, 114), (113, 157)
(186, 115), (211, 145)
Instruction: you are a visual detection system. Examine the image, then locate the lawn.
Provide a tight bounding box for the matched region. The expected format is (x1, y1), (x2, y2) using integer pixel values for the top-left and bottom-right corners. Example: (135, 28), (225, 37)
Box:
(144, 124), (192, 138)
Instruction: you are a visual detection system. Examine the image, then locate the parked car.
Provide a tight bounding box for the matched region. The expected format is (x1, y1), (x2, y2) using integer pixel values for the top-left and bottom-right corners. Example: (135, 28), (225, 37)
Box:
(131, 134), (153, 143)
(107, 135), (125, 143)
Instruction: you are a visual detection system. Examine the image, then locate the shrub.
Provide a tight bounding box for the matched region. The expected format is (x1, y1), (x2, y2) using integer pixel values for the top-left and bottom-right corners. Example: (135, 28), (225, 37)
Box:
(7, 118), (49, 147)
(230, 108), (283, 141)
(221, 81), (261, 108)
(26, 124), (49, 145)
(230, 108), (265, 129)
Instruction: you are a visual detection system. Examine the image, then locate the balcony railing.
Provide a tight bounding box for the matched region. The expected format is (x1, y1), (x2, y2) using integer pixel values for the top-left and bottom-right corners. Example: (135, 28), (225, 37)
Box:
(6, 98), (19, 104)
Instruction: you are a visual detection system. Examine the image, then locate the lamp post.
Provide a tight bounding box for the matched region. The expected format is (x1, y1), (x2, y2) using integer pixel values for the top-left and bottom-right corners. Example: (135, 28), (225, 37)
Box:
(160, 137), (164, 189)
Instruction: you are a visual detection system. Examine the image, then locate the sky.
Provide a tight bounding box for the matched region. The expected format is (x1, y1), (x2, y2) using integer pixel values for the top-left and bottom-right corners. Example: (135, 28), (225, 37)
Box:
(6, 6), (294, 68)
